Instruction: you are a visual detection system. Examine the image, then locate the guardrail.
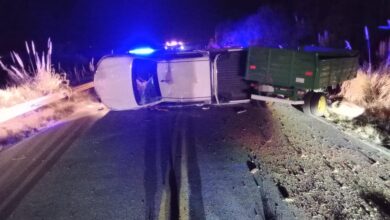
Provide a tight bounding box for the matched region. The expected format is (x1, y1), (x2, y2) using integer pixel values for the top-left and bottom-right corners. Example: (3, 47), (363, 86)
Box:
(0, 82), (94, 124)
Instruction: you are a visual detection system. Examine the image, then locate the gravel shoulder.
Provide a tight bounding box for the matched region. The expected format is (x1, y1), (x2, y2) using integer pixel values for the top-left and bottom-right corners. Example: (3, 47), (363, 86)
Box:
(228, 103), (390, 219)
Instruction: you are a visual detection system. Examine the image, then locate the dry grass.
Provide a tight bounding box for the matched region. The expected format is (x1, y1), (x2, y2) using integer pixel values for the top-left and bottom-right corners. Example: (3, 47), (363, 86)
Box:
(334, 68), (390, 146)
(340, 69), (390, 116)
(0, 40), (102, 150)
(0, 39), (70, 108)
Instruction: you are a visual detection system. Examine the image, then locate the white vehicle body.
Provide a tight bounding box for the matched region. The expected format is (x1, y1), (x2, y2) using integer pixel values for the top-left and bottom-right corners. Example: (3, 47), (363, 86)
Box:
(157, 57), (212, 103)
(94, 56), (139, 110)
(94, 50), (250, 110)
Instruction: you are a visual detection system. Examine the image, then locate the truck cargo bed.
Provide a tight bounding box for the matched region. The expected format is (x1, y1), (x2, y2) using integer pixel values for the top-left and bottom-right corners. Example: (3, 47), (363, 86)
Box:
(215, 50), (249, 101)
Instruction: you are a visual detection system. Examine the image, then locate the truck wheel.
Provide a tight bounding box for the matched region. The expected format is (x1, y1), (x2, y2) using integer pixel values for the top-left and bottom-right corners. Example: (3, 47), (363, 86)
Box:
(310, 93), (327, 117)
(302, 92), (313, 115)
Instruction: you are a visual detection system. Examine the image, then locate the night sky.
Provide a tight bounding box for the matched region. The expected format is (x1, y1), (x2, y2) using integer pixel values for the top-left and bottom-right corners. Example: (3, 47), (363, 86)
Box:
(0, 0), (390, 56)
(0, 0), (264, 53)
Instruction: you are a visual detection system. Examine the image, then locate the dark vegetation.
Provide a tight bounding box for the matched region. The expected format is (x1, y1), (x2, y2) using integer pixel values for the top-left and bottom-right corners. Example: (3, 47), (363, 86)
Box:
(215, 1), (390, 65)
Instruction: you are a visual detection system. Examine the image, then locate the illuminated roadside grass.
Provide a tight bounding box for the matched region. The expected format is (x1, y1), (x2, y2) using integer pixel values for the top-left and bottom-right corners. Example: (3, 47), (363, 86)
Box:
(327, 69), (390, 146)
(0, 39), (70, 108)
(340, 69), (390, 116)
(0, 40), (100, 149)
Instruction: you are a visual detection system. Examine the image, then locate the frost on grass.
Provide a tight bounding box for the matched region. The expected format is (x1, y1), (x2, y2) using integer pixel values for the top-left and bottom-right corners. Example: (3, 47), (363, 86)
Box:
(0, 40), (99, 150)
(327, 69), (390, 147)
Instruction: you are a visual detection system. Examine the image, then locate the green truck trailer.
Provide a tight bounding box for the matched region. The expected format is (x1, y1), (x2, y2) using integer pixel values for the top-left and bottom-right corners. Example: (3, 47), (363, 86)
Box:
(244, 47), (359, 116)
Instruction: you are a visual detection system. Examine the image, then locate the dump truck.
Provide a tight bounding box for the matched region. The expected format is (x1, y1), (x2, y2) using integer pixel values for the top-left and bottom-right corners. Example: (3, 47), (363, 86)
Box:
(94, 47), (359, 116)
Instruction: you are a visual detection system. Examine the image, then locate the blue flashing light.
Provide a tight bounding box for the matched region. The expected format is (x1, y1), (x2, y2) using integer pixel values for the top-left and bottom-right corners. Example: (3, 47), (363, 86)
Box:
(128, 47), (155, 55)
(379, 25), (390, 30)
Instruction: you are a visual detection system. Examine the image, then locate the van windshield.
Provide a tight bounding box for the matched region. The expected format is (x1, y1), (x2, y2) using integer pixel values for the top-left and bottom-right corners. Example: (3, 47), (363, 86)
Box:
(132, 59), (161, 105)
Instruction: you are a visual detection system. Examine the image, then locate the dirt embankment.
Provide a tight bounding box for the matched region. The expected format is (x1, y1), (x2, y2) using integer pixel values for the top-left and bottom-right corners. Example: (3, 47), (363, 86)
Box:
(225, 104), (390, 219)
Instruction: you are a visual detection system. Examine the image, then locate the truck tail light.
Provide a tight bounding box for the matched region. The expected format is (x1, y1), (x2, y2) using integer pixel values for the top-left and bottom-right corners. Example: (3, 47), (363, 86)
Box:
(249, 65), (257, 70)
(305, 71), (313, 76)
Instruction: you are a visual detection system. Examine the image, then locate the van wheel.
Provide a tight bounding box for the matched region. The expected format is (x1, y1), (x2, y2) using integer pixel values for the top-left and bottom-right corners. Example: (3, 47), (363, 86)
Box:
(310, 93), (327, 117)
(302, 92), (313, 115)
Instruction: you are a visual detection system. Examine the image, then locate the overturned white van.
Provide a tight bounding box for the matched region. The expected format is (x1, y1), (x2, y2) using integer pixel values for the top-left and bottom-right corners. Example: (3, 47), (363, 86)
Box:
(94, 50), (250, 110)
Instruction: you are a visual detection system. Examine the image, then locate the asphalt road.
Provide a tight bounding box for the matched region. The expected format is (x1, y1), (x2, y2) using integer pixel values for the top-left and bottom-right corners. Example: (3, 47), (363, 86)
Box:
(1, 103), (388, 219)
(0, 105), (294, 220)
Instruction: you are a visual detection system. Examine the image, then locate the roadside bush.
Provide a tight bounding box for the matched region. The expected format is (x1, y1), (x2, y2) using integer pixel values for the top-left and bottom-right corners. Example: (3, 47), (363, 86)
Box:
(340, 69), (390, 119)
